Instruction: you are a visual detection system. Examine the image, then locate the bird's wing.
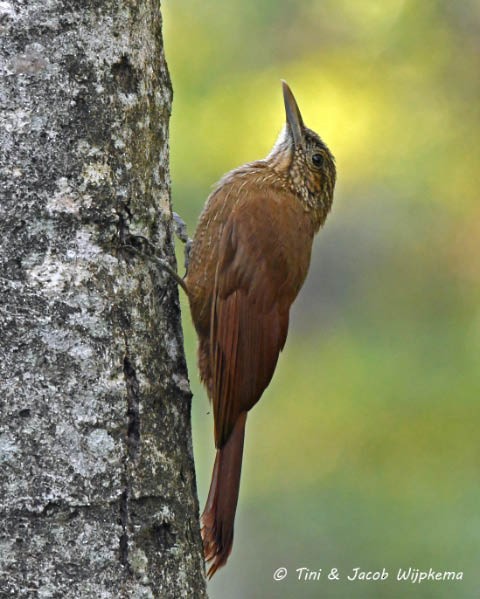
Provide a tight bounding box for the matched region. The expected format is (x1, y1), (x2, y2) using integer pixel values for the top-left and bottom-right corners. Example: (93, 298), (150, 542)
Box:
(210, 191), (309, 448)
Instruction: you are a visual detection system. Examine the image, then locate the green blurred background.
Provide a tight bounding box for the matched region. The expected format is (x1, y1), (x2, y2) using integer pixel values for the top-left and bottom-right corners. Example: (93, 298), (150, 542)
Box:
(163, 1), (480, 597)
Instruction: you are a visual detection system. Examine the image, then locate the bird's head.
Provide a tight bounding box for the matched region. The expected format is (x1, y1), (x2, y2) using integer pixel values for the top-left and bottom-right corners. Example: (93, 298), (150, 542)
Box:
(267, 81), (336, 222)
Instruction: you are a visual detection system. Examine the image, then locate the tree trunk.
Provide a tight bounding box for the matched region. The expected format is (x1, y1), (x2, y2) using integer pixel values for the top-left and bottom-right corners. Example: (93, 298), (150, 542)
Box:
(0, 1), (207, 597)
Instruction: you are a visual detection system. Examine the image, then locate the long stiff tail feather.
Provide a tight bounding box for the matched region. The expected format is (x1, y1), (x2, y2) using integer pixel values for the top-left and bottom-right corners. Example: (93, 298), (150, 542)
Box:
(201, 412), (247, 578)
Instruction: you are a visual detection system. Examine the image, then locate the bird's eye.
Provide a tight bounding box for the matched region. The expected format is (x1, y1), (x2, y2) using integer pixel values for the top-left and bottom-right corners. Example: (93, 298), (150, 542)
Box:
(311, 153), (324, 168)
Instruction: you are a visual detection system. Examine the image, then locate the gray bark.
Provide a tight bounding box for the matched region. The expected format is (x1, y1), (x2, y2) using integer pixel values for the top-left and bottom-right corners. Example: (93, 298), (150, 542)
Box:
(0, 1), (207, 597)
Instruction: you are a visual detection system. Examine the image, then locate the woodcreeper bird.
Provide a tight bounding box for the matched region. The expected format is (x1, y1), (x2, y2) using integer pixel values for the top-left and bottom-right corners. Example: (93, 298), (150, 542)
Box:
(184, 81), (336, 577)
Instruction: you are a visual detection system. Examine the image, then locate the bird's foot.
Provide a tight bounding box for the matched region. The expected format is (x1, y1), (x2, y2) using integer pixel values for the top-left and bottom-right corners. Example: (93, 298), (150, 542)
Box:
(119, 233), (188, 297)
(172, 212), (192, 272)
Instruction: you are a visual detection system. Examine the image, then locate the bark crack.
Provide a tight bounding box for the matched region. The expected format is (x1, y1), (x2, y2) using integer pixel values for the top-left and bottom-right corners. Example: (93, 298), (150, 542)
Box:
(120, 343), (141, 572)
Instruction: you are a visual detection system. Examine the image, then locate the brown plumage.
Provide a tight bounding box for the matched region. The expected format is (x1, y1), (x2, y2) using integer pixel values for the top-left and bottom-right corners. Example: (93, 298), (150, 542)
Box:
(184, 81), (336, 578)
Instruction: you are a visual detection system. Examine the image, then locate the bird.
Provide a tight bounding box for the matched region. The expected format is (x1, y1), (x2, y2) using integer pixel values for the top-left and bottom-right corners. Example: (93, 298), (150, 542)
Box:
(184, 81), (336, 578)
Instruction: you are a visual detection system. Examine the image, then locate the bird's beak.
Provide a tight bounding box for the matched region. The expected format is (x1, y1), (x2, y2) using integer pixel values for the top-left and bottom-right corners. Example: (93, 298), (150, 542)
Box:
(282, 80), (305, 148)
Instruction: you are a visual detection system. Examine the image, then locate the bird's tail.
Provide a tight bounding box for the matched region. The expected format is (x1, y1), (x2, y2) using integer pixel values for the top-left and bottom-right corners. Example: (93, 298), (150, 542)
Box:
(201, 412), (247, 579)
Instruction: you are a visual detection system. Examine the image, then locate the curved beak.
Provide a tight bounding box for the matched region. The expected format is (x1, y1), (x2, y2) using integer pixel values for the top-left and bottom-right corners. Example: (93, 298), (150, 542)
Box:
(282, 80), (305, 148)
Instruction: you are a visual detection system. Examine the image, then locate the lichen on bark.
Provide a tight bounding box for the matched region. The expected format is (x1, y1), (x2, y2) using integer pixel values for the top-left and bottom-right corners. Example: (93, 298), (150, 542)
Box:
(0, 1), (207, 597)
